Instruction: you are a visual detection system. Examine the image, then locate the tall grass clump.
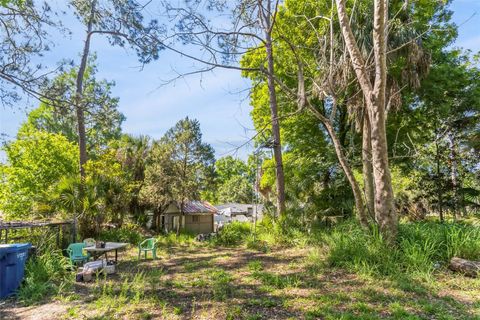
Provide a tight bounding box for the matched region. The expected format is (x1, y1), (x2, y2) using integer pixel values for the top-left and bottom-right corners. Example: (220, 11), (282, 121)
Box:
(323, 222), (400, 277)
(399, 221), (480, 262)
(254, 214), (310, 247)
(322, 219), (480, 279)
(91, 272), (149, 317)
(157, 231), (196, 247)
(17, 250), (73, 305)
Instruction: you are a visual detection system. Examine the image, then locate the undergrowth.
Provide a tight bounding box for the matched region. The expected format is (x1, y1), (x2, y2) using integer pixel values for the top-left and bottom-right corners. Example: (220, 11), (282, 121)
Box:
(17, 250), (73, 305)
(156, 231), (196, 247)
(320, 220), (480, 279)
(99, 222), (144, 244)
(211, 221), (251, 246)
(214, 215), (480, 281)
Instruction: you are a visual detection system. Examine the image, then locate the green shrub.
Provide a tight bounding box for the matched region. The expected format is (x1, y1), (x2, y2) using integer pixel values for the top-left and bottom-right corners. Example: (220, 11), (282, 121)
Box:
(212, 222), (251, 246)
(17, 250), (73, 305)
(99, 223), (143, 244)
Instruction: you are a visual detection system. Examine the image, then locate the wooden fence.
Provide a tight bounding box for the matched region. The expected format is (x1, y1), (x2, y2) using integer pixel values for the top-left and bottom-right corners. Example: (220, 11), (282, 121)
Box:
(0, 220), (74, 247)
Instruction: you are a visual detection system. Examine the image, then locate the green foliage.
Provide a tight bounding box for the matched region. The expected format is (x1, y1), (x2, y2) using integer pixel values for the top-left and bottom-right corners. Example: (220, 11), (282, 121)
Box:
(240, 0), (475, 225)
(212, 221), (251, 246)
(26, 62), (125, 155)
(84, 149), (133, 226)
(17, 250), (73, 305)
(35, 148), (136, 237)
(71, 0), (163, 65)
(211, 155), (254, 205)
(99, 223), (143, 244)
(215, 156), (251, 185)
(0, 130), (78, 219)
(113, 134), (151, 223)
(247, 260), (263, 272)
(91, 272), (147, 315)
(140, 117), (215, 213)
(211, 215), (310, 249)
(409, 49), (480, 216)
(156, 232), (196, 247)
(217, 175), (254, 204)
(322, 220), (480, 279)
(245, 235), (270, 253)
(0, 0), (23, 7)
(254, 214), (311, 247)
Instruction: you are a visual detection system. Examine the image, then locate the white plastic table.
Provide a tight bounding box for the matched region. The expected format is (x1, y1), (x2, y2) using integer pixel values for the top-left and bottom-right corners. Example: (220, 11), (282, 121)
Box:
(84, 242), (128, 262)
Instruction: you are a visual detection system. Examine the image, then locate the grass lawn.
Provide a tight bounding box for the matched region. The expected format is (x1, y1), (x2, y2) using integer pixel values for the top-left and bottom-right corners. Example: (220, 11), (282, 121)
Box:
(1, 240), (480, 320)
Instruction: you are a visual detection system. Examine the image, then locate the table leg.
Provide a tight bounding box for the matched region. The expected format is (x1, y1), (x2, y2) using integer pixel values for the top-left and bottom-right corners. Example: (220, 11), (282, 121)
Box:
(115, 249), (118, 263)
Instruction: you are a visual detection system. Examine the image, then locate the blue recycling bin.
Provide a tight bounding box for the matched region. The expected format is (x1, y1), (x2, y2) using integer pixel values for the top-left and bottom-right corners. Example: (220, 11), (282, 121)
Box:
(0, 243), (32, 298)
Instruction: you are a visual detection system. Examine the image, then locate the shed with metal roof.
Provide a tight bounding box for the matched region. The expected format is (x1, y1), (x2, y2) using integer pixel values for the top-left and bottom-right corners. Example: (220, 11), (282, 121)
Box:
(160, 201), (217, 234)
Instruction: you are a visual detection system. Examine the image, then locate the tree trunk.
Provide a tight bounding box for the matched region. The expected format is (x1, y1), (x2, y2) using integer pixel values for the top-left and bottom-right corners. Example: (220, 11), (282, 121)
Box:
(263, 8), (286, 218)
(336, 0), (397, 243)
(448, 131), (459, 219)
(308, 105), (369, 228)
(75, 1), (96, 239)
(75, 1), (96, 179)
(435, 126), (444, 222)
(369, 0), (397, 243)
(362, 113), (375, 220)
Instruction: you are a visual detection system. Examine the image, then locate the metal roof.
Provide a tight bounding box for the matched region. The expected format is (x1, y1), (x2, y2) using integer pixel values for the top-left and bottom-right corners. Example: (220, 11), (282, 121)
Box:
(183, 201), (218, 214)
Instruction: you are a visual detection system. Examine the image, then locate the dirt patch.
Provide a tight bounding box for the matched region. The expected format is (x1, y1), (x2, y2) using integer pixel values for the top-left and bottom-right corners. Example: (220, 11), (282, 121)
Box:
(0, 301), (70, 320)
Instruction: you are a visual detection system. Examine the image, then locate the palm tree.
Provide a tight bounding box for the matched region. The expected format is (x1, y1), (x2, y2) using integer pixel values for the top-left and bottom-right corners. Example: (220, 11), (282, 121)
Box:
(48, 175), (103, 239)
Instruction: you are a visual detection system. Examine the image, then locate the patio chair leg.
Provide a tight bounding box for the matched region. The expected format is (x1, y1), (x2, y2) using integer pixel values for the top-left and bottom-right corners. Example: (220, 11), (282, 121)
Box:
(138, 250), (141, 260)
(153, 249), (156, 260)
(145, 251), (147, 259)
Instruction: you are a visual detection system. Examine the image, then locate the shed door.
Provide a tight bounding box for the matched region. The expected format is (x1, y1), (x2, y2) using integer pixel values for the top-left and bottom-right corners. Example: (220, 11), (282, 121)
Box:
(173, 216), (180, 230)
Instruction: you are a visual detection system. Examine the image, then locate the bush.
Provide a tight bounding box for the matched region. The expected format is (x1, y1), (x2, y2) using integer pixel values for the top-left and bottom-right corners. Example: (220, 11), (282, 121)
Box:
(17, 250), (73, 305)
(99, 223), (143, 244)
(212, 222), (251, 246)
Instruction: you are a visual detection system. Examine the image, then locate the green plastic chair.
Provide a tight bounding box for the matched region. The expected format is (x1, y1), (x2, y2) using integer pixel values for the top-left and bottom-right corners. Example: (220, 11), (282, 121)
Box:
(67, 243), (90, 265)
(138, 238), (157, 260)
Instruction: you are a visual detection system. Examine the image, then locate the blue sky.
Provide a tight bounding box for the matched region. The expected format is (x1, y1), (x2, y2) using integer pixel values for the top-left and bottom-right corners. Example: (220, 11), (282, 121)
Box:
(1, 0), (480, 162)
